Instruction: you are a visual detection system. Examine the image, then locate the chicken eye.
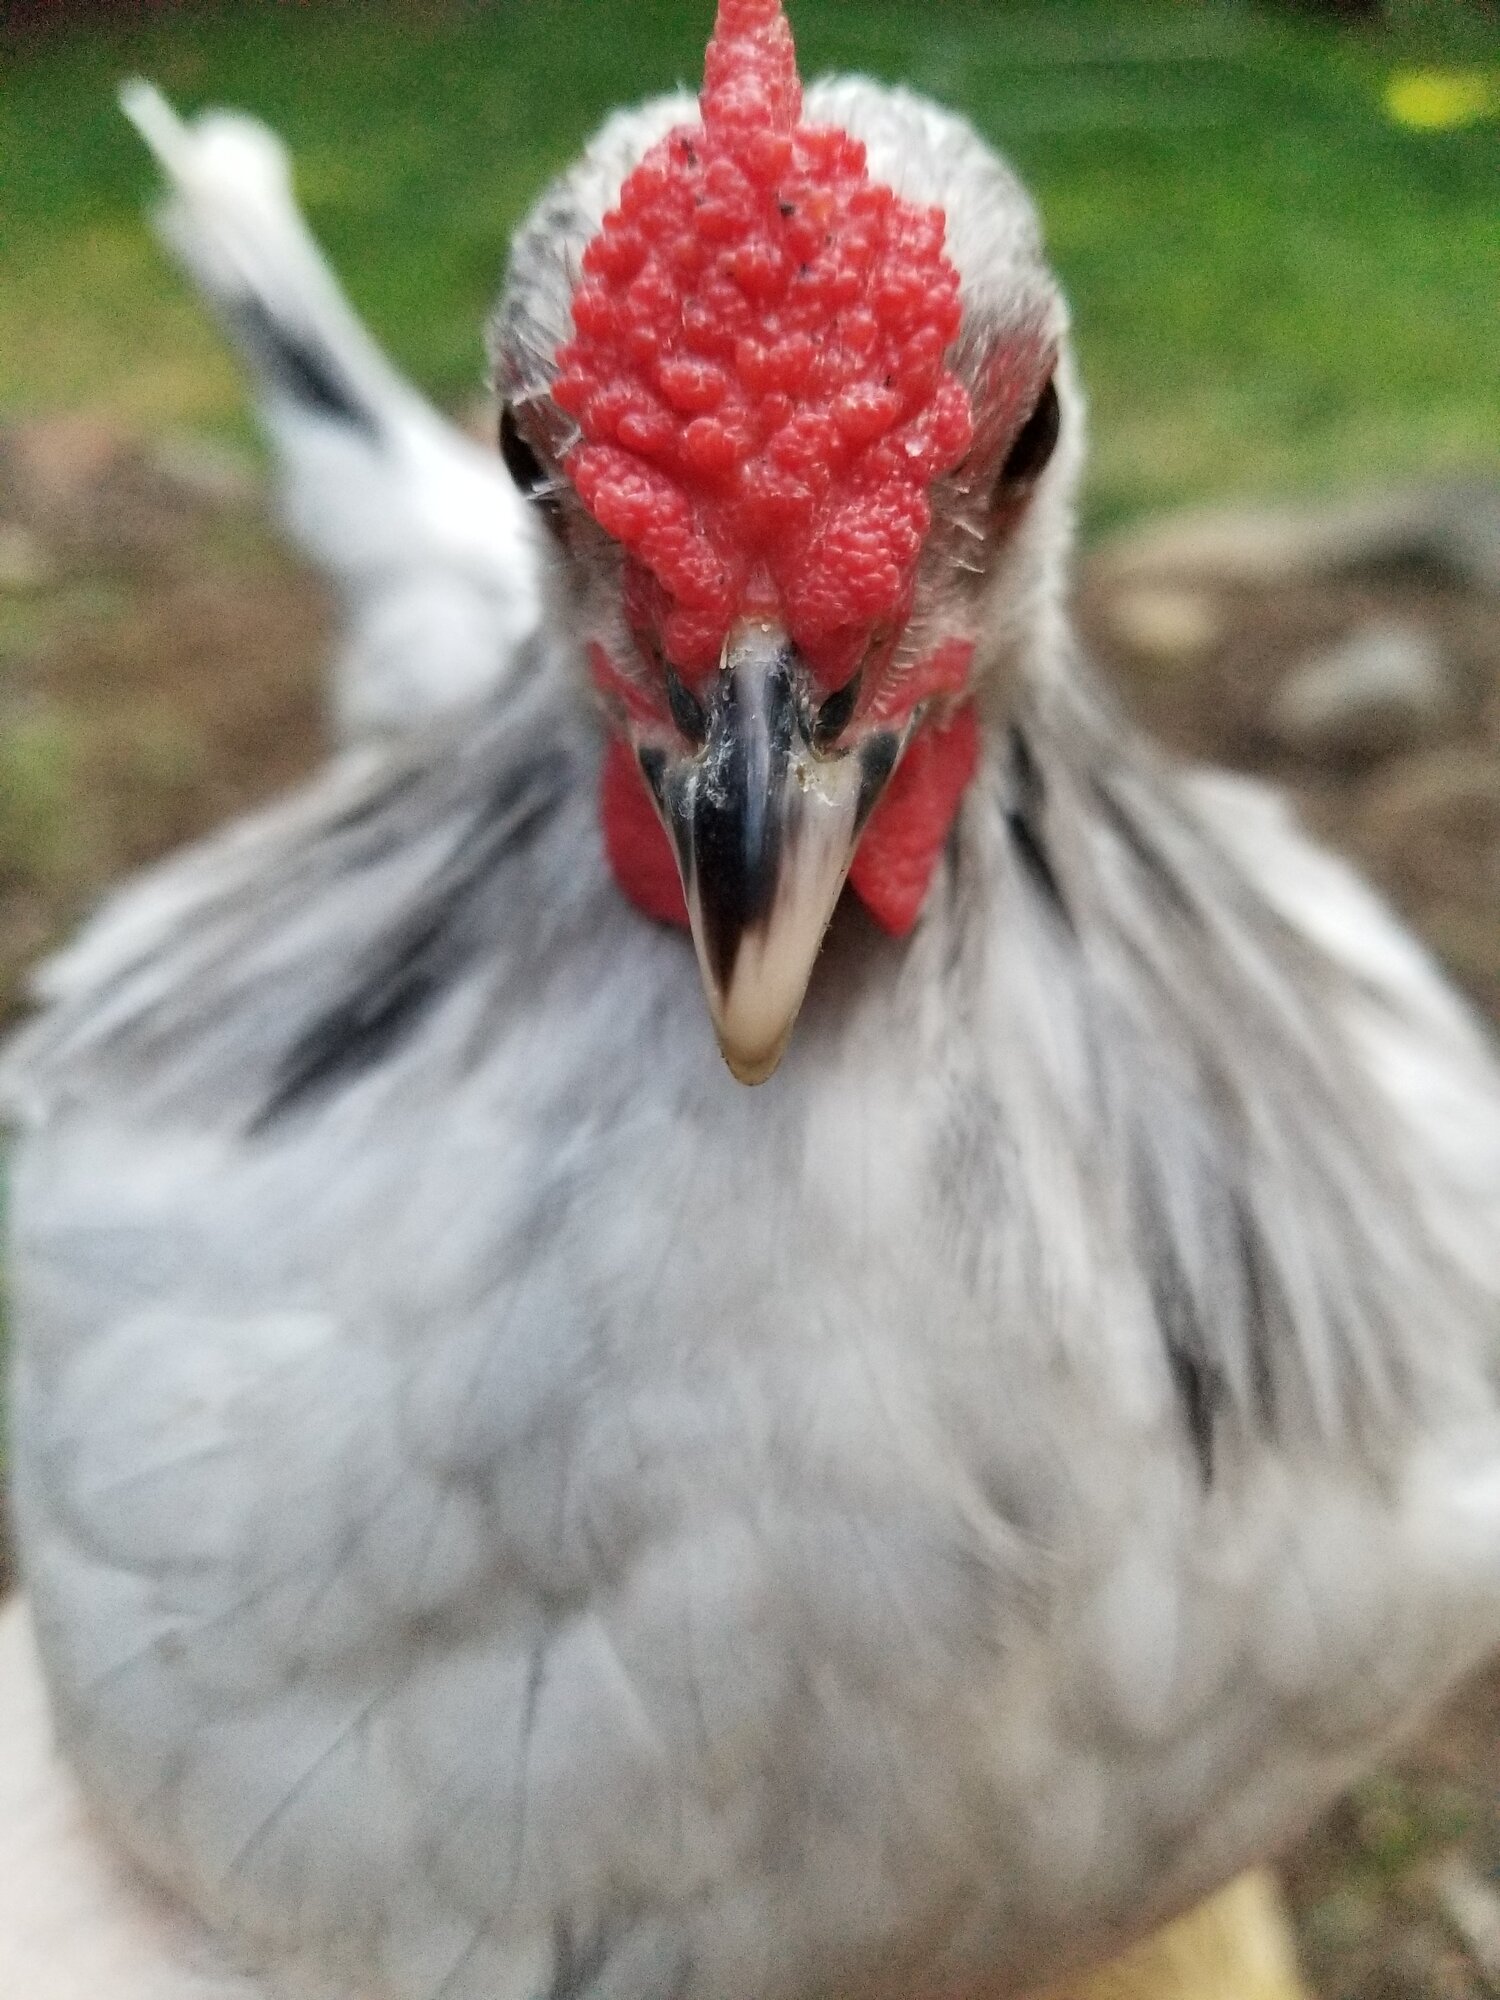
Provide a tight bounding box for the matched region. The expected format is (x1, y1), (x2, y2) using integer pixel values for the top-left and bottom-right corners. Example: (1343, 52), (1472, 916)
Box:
(499, 405), (552, 502)
(812, 668), (862, 751)
(995, 376), (1060, 496)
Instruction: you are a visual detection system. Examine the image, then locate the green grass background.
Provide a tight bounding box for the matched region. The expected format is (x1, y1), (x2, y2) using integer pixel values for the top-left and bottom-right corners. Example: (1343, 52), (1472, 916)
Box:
(2, 0), (1498, 528)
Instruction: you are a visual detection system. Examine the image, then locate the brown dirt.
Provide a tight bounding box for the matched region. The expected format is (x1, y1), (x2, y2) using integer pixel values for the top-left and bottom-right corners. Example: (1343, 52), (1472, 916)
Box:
(3, 415), (1500, 1996)
(0, 417), (328, 1024)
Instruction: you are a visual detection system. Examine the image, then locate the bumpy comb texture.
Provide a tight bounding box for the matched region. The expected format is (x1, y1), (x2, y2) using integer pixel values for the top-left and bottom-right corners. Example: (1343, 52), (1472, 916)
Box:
(553, 0), (974, 691)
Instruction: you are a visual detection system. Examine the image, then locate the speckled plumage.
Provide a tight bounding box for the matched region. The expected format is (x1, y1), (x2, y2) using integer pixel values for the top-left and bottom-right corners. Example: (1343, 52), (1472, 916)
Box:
(6, 71), (1500, 2000)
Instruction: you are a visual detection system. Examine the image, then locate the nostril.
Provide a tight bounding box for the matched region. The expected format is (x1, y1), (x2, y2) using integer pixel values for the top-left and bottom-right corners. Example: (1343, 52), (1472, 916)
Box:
(812, 669), (862, 751)
(665, 666), (709, 745)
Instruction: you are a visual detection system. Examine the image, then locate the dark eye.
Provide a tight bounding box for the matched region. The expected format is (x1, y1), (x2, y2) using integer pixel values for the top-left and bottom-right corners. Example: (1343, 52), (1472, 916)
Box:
(665, 666), (708, 746)
(499, 404), (552, 501)
(996, 376), (1060, 496)
(812, 668), (862, 751)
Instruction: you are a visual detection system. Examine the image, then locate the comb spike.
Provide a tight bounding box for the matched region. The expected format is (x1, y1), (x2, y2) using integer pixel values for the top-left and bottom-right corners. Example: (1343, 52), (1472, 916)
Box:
(554, 0), (974, 694)
(701, 0), (801, 140)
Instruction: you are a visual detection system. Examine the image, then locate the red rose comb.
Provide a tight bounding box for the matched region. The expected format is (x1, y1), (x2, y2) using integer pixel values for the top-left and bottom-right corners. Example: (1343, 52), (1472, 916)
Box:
(553, 0), (974, 692)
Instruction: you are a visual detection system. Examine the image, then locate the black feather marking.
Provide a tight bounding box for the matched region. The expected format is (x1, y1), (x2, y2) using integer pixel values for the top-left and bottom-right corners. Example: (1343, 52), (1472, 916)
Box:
(1131, 1141), (1224, 1485)
(232, 295), (379, 438)
(1091, 776), (1198, 924)
(254, 912), (452, 1130)
(1164, 1332), (1219, 1486)
(253, 755), (566, 1129)
(1144, 1185), (1222, 1484)
(548, 1916), (611, 2000)
(326, 767), (424, 839)
(1005, 727), (1071, 927)
(1231, 1188), (1281, 1431)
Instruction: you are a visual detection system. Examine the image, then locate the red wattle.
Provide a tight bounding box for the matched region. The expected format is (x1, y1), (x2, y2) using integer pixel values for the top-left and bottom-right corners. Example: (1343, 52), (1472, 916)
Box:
(600, 738), (689, 927)
(847, 704), (980, 935)
(599, 702), (980, 941)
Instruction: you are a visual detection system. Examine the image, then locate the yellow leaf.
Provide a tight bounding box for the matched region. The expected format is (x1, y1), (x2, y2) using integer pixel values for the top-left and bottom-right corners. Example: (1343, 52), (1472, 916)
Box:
(1384, 68), (1498, 132)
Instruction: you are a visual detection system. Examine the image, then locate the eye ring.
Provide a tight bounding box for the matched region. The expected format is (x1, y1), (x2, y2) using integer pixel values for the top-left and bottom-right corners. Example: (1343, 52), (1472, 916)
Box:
(995, 376), (1060, 497)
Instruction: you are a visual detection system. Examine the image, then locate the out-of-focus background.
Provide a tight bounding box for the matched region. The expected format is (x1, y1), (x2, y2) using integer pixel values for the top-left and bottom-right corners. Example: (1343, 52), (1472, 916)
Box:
(2, 1), (1499, 1992)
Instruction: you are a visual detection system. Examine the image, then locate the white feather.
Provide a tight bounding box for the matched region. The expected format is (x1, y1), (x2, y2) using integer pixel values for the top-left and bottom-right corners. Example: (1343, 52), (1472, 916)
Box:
(120, 81), (541, 744)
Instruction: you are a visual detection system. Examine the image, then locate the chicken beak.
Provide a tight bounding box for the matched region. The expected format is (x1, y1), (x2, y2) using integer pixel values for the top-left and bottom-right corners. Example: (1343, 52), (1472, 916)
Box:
(637, 620), (901, 1084)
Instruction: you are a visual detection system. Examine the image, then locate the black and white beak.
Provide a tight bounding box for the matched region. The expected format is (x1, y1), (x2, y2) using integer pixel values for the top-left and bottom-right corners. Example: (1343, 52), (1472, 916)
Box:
(636, 620), (902, 1084)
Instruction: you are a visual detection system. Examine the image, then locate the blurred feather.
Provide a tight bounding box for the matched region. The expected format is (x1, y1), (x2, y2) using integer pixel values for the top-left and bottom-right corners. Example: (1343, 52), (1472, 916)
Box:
(120, 80), (541, 746)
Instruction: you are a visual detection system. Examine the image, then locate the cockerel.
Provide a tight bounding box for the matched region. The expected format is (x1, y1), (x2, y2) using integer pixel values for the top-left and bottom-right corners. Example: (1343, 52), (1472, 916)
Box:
(4, 5), (1500, 2000)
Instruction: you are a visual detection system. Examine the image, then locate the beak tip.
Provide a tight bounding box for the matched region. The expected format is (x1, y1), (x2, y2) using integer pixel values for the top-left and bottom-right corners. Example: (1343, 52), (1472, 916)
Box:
(717, 1032), (790, 1087)
(699, 927), (817, 1087)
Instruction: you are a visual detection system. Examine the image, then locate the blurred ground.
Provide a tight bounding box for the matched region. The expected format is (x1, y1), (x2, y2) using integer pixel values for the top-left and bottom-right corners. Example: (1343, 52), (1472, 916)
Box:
(3, 414), (1500, 1995)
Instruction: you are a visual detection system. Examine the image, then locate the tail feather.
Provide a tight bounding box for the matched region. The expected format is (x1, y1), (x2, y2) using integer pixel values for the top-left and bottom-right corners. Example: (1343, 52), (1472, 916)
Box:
(120, 80), (541, 744)
(120, 81), (392, 436)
